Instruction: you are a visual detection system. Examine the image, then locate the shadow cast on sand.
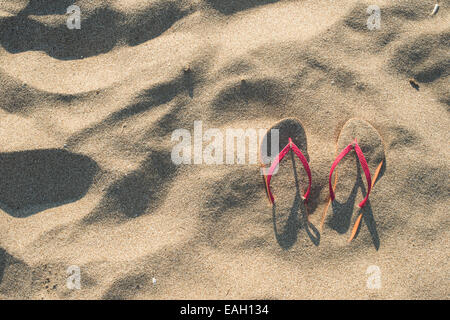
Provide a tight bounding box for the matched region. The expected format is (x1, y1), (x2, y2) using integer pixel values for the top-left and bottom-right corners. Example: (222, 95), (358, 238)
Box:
(0, 0), (188, 60)
(272, 152), (320, 249)
(80, 149), (177, 225)
(329, 154), (385, 250)
(0, 247), (6, 284)
(0, 149), (99, 217)
(207, 0), (279, 15)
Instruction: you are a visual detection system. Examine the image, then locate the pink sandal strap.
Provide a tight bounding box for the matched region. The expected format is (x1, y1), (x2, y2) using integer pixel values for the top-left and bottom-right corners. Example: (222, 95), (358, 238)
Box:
(290, 141), (312, 200)
(266, 138), (312, 204)
(329, 138), (372, 208)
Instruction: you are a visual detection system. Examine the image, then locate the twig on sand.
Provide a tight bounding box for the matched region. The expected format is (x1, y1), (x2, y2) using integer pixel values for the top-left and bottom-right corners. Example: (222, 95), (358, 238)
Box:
(409, 78), (420, 91)
(430, 4), (439, 16)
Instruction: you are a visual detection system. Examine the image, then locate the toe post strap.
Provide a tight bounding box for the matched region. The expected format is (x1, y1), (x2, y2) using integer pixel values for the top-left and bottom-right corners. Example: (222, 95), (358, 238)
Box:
(329, 139), (372, 208)
(265, 137), (312, 204)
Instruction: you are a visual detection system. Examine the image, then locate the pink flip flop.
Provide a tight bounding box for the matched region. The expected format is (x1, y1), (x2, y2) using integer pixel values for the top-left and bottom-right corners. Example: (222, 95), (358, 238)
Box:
(329, 138), (372, 209)
(260, 118), (312, 205)
(265, 137), (312, 204)
(321, 119), (385, 242)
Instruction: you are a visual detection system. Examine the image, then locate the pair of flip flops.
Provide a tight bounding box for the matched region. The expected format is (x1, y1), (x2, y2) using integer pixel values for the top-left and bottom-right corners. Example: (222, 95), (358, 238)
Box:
(260, 118), (385, 242)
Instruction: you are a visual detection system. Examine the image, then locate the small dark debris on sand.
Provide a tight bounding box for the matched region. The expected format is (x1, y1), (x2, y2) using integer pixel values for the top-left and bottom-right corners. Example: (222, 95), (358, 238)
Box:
(409, 78), (420, 90)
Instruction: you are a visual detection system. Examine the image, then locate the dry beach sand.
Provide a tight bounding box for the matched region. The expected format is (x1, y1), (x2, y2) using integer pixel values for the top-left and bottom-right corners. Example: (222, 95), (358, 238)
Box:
(0, 0), (449, 299)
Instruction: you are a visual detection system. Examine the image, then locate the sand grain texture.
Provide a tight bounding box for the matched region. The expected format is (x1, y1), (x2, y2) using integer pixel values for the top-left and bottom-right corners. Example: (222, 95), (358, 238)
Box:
(0, 0), (449, 299)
